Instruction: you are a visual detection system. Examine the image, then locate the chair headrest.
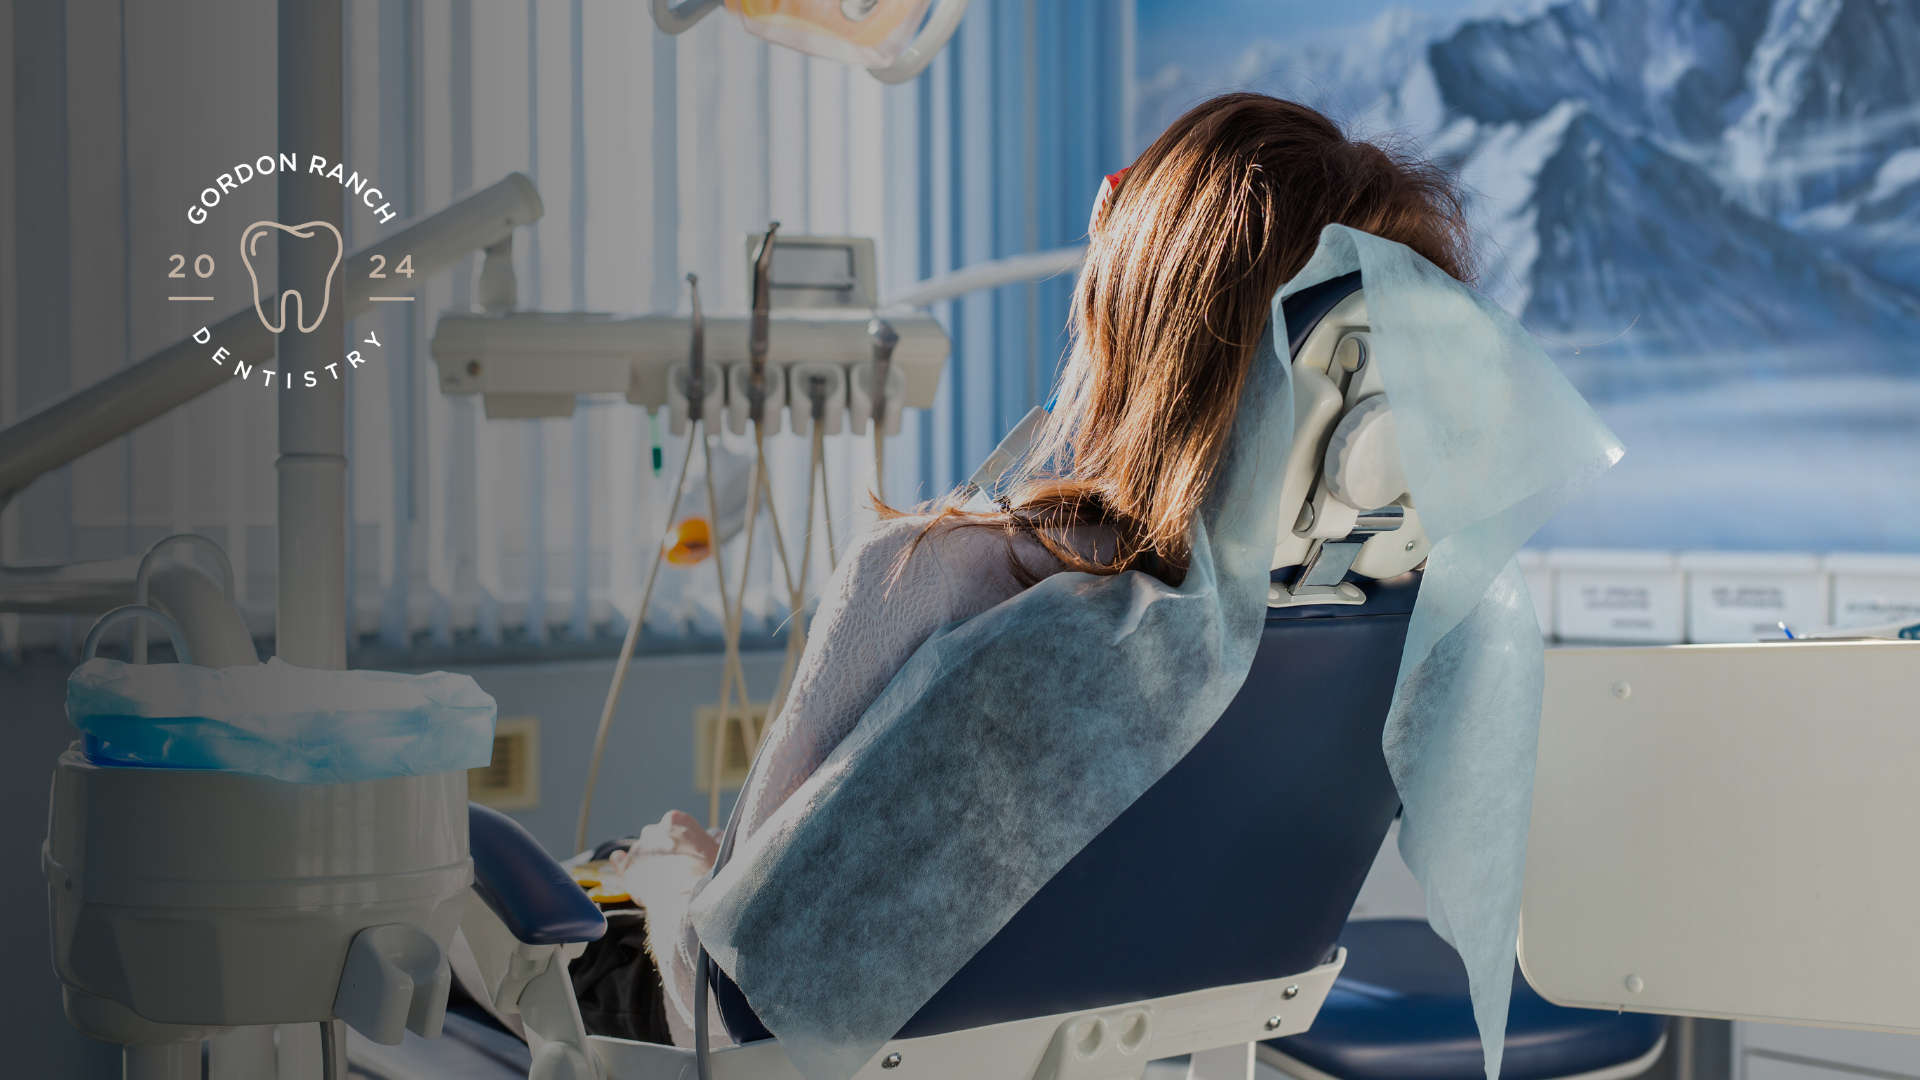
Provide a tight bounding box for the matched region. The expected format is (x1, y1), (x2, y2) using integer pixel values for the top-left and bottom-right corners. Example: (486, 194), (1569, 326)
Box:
(1271, 274), (1430, 594)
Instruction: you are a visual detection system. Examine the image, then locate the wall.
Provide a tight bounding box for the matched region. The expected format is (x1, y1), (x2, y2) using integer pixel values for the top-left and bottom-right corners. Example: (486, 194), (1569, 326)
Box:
(451, 649), (786, 855)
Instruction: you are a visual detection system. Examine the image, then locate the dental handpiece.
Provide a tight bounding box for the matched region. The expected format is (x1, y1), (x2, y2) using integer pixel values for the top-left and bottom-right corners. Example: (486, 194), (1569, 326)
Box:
(685, 272), (706, 424)
(867, 317), (899, 490)
(807, 372), (831, 423)
(748, 221), (780, 423)
(867, 316), (899, 427)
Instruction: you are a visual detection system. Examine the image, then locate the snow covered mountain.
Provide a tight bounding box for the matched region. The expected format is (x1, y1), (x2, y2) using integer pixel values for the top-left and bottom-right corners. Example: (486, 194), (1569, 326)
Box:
(1524, 106), (1920, 381)
(1137, 0), (1920, 389)
(1430, 0), (1920, 377)
(1134, 7), (1446, 150)
(1428, 0), (1768, 142)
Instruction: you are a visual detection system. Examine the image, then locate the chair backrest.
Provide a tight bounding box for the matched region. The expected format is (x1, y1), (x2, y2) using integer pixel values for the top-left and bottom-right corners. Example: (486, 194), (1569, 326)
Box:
(892, 571), (1414, 1037)
(718, 275), (1412, 1042)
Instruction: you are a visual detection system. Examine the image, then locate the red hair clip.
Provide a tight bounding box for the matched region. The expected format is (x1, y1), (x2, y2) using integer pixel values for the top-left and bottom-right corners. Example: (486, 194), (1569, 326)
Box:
(1088, 168), (1130, 235)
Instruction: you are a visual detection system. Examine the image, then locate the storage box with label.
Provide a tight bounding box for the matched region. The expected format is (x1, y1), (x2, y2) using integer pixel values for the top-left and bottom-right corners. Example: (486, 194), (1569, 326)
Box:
(1678, 551), (1826, 642)
(1515, 549), (1553, 639)
(1823, 552), (1920, 631)
(1546, 549), (1684, 644)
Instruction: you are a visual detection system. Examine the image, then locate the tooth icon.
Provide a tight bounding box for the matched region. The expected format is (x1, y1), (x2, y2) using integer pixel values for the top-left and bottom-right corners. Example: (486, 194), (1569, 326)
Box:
(241, 220), (344, 334)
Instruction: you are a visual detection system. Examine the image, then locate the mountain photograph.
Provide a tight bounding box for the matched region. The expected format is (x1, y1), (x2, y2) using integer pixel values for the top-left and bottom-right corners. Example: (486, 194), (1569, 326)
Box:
(1137, 0), (1920, 550)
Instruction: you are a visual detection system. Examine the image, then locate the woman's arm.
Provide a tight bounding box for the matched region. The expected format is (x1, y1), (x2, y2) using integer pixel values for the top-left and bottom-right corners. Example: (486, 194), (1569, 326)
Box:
(609, 810), (723, 1048)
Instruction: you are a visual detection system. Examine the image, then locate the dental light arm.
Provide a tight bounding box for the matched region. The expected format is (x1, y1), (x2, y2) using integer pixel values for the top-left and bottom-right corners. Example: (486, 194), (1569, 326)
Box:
(882, 245), (1083, 308)
(649, 0), (723, 35)
(648, 0), (968, 85)
(0, 172), (543, 506)
(866, 0), (972, 84)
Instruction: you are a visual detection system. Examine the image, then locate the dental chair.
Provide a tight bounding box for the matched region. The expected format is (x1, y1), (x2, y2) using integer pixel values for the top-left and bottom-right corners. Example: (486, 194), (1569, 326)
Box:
(450, 274), (1591, 1080)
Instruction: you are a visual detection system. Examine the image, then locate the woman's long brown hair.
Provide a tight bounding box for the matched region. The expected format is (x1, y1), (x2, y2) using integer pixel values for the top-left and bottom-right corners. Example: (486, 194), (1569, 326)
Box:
(886, 93), (1473, 587)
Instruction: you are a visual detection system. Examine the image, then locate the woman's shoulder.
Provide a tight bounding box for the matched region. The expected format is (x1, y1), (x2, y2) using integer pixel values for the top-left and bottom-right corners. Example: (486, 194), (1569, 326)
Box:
(827, 511), (1102, 626)
(849, 511), (1031, 560)
(838, 513), (1026, 593)
(840, 513), (934, 568)
(841, 513), (962, 574)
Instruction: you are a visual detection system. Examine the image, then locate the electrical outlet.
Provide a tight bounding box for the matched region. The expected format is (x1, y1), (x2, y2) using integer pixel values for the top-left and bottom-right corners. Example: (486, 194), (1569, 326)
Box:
(694, 701), (768, 793)
(470, 716), (541, 810)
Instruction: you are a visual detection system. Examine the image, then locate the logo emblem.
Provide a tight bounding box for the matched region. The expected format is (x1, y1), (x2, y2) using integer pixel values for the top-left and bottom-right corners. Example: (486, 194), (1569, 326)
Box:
(169, 152), (416, 393)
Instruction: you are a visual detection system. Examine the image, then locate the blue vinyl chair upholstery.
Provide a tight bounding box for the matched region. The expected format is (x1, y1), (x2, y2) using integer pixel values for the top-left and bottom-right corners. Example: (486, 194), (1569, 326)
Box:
(1264, 920), (1667, 1080)
(469, 802), (608, 947)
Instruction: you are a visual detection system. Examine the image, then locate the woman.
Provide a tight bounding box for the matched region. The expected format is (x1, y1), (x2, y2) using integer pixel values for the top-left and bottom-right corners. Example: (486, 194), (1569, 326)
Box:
(614, 91), (1473, 1047)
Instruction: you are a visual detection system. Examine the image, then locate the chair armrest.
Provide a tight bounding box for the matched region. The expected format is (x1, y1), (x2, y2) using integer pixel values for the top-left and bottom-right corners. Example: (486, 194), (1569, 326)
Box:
(469, 802), (607, 946)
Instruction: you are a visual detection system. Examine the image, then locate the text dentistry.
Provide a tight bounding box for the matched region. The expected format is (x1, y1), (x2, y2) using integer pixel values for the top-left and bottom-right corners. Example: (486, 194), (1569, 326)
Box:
(194, 326), (385, 389)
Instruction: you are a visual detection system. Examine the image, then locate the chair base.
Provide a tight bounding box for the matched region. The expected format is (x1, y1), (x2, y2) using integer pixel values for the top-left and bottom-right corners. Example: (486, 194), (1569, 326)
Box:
(586, 952), (1347, 1080)
(1255, 1032), (1668, 1080)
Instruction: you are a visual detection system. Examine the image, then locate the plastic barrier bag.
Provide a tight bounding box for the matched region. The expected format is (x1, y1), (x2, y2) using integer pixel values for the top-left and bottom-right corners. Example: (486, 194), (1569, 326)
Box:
(67, 656), (497, 784)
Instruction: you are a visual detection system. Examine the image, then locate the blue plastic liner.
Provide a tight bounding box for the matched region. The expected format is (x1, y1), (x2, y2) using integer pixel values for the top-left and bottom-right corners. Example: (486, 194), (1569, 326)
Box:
(67, 656), (496, 784)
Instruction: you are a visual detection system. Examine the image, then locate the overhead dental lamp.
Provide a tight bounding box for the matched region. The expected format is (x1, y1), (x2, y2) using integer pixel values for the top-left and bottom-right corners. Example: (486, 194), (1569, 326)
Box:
(650, 0), (969, 83)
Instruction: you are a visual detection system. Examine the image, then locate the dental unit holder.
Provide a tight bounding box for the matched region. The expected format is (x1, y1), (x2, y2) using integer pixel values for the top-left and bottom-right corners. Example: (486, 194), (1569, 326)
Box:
(432, 306), (945, 426)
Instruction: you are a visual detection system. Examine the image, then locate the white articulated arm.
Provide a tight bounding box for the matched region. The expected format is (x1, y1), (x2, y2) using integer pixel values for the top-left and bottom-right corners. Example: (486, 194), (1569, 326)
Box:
(1185, 1043), (1255, 1080)
(458, 900), (602, 1080)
